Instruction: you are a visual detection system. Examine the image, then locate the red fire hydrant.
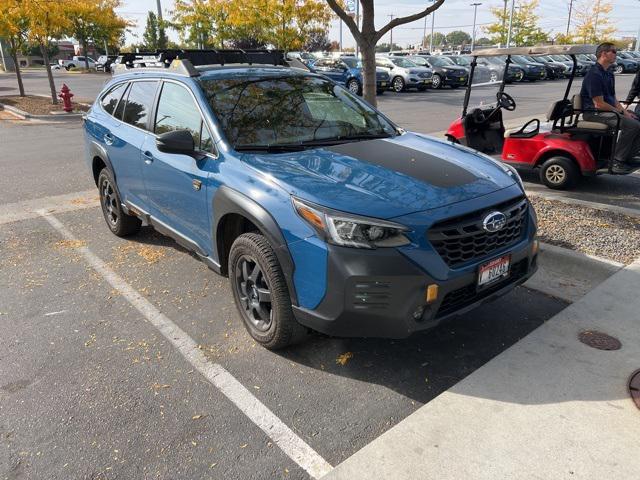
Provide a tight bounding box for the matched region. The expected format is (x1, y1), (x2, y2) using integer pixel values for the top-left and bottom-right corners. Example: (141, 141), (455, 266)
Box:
(58, 84), (74, 113)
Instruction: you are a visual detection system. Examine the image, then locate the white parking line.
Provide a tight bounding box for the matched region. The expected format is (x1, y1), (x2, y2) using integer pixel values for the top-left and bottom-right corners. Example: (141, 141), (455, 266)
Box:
(0, 190), (98, 225)
(38, 211), (333, 479)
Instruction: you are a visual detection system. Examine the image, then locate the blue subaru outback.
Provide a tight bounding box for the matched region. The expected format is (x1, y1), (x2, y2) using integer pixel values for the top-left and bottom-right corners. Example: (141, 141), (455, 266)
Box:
(84, 50), (538, 350)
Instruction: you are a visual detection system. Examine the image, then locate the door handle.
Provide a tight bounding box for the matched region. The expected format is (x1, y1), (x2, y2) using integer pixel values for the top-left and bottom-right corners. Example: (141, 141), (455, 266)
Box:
(142, 151), (154, 164)
(103, 133), (114, 145)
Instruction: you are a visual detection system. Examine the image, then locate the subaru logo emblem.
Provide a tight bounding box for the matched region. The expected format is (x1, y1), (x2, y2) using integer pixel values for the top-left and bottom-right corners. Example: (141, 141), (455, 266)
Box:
(482, 211), (507, 233)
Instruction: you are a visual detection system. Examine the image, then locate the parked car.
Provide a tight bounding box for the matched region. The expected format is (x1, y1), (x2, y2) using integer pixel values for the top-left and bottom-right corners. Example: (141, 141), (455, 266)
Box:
(509, 55), (546, 81)
(375, 56), (432, 92)
(410, 55), (468, 89)
(548, 54), (589, 76)
(58, 56), (97, 70)
(576, 53), (597, 69)
(311, 56), (390, 95)
(614, 52), (640, 74)
(445, 55), (492, 83)
(476, 56), (525, 83)
(532, 55), (569, 79)
(84, 50), (538, 349)
(96, 55), (118, 73)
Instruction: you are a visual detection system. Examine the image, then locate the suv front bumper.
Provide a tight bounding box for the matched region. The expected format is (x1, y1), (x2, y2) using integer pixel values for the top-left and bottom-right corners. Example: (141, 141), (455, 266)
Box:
(292, 221), (538, 339)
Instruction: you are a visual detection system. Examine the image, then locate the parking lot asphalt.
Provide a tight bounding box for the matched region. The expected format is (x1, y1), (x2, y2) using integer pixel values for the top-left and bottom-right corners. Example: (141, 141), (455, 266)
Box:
(0, 71), (637, 479)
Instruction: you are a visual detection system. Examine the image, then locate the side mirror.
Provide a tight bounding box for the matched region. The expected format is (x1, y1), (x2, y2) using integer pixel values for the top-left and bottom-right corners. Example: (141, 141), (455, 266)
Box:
(156, 129), (195, 154)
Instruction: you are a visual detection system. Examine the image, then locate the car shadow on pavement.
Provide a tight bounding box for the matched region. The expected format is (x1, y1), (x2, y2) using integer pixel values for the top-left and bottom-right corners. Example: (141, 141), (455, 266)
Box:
(278, 287), (568, 405)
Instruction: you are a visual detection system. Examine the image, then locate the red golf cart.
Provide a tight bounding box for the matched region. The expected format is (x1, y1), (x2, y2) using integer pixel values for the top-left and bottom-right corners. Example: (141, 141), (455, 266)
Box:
(445, 45), (636, 190)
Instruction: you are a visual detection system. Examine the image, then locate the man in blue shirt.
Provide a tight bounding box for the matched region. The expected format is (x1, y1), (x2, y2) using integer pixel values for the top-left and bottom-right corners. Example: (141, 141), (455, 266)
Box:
(580, 42), (640, 174)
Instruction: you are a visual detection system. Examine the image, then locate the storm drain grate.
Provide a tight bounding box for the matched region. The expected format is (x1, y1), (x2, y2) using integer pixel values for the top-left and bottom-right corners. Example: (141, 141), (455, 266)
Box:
(578, 330), (622, 351)
(630, 370), (640, 411)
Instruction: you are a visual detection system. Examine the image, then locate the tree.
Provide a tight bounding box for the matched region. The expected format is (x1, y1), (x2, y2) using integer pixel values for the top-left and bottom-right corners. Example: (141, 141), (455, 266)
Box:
(172, 0), (233, 48)
(572, 0), (615, 44)
(142, 11), (168, 50)
(475, 36), (492, 46)
(375, 42), (403, 53)
(484, 0), (547, 47)
(25, 0), (70, 103)
(66, 0), (129, 70)
(326, 0), (445, 106)
(446, 30), (471, 48)
(228, 0), (332, 51)
(0, 0), (29, 96)
(422, 31), (446, 50)
(304, 31), (331, 52)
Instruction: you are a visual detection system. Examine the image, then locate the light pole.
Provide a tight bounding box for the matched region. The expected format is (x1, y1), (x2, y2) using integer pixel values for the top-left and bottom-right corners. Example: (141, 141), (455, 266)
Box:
(506, 0), (515, 47)
(470, 3), (482, 52)
(388, 14), (395, 52)
(423, 13), (428, 50)
(566, 0), (574, 36)
(429, 11), (436, 53)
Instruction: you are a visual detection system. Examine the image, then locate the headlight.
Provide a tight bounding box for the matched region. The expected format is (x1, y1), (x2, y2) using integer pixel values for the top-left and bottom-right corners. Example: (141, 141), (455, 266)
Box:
(502, 163), (525, 191)
(292, 197), (411, 249)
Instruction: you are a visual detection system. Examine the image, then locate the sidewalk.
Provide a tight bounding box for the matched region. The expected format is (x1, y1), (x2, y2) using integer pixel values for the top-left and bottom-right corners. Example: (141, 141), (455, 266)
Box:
(323, 257), (640, 479)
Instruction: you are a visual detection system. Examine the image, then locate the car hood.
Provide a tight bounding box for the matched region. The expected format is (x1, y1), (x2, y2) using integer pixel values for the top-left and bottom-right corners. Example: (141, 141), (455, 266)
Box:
(239, 133), (516, 219)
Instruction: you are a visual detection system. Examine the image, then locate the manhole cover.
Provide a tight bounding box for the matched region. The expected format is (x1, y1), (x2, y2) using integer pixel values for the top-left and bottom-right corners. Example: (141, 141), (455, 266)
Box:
(578, 330), (621, 351)
(630, 370), (640, 410)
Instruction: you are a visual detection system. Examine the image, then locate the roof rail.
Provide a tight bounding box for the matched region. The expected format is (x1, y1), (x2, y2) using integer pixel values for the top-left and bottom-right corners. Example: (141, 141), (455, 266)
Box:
(112, 49), (289, 77)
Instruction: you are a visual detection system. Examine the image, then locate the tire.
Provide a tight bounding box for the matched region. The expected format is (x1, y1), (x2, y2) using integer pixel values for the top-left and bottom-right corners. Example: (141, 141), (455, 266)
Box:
(66, 64), (75, 70)
(446, 135), (460, 144)
(392, 76), (405, 93)
(346, 78), (361, 95)
(431, 73), (442, 89)
(98, 168), (141, 236)
(614, 64), (623, 74)
(539, 156), (579, 190)
(490, 71), (499, 83)
(229, 233), (307, 350)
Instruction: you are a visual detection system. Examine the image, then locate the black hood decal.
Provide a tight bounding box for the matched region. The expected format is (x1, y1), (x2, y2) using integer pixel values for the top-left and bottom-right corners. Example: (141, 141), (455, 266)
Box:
(325, 139), (478, 188)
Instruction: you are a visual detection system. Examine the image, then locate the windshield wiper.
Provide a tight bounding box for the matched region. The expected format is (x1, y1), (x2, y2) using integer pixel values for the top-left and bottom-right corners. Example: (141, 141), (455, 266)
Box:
(234, 133), (394, 153)
(234, 144), (308, 152)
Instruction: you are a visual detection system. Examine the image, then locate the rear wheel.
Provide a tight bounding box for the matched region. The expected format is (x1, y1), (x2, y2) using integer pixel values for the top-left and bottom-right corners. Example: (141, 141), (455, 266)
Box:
(229, 233), (307, 350)
(490, 71), (499, 83)
(392, 76), (405, 92)
(66, 64), (75, 71)
(98, 169), (141, 236)
(614, 64), (624, 74)
(539, 156), (579, 190)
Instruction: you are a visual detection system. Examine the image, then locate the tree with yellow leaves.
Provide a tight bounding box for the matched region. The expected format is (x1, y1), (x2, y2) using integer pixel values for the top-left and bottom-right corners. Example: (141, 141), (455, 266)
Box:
(24, 0), (70, 103)
(0, 0), (29, 95)
(65, 0), (129, 70)
(172, 0), (232, 48)
(572, 0), (615, 44)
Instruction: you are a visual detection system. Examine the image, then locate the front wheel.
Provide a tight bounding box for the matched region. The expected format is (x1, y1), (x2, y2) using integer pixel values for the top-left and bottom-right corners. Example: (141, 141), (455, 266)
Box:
(229, 233), (307, 350)
(346, 78), (362, 95)
(66, 64), (75, 71)
(431, 73), (442, 89)
(614, 64), (624, 74)
(392, 76), (405, 92)
(539, 156), (579, 190)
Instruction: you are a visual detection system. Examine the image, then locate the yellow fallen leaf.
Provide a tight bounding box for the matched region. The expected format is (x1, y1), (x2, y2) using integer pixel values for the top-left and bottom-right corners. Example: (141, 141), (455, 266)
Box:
(240, 443), (248, 448)
(192, 414), (205, 420)
(336, 352), (353, 366)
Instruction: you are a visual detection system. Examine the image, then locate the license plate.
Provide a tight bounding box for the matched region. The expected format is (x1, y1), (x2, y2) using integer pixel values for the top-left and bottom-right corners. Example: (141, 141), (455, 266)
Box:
(478, 255), (510, 287)
(423, 79), (429, 83)
(380, 82), (387, 87)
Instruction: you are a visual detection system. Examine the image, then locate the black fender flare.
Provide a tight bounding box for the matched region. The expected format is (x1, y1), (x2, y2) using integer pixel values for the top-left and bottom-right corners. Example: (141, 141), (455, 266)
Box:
(88, 141), (120, 188)
(213, 186), (298, 306)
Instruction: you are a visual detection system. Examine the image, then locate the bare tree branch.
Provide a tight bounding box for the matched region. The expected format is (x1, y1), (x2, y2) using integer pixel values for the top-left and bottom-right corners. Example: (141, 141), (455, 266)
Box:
(325, 0), (361, 42)
(375, 0), (446, 42)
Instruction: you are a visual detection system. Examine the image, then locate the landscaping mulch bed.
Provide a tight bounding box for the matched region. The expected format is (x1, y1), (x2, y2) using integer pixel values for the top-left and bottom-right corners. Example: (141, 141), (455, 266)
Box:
(530, 196), (640, 265)
(0, 95), (89, 115)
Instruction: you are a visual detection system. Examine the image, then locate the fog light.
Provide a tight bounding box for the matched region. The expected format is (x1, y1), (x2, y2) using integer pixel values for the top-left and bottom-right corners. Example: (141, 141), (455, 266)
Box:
(532, 239), (540, 255)
(412, 306), (425, 320)
(426, 284), (439, 304)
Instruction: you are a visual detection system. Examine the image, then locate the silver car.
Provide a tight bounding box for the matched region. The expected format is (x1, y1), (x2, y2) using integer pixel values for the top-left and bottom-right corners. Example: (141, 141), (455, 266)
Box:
(375, 56), (433, 92)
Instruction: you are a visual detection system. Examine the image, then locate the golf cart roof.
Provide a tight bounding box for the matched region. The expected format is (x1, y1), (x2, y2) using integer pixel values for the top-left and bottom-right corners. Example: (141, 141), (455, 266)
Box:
(471, 45), (596, 57)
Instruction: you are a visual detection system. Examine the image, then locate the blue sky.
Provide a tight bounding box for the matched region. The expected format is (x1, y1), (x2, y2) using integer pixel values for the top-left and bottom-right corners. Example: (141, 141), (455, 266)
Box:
(117, 0), (640, 47)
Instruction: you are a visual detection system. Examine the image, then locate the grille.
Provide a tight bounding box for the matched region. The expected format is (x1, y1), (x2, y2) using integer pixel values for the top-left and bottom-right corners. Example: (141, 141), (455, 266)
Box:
(427, 196), (528, 268)
(418, 72), (432, 78)
(435, 259), (529, 319)
(351, 281), (391, 311)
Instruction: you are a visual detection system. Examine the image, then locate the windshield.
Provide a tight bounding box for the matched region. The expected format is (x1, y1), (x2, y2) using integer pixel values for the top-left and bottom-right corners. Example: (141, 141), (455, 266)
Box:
(409, 56), (428, 67)
(428, 56), (455, 67)
(551, 55), (568, 62)
(453, 56), (471, 66)
(200, 75), (397, 150)
(391, 57), (418, 68)
(341, 57), (360, 68)
(510, 55), (531, 64)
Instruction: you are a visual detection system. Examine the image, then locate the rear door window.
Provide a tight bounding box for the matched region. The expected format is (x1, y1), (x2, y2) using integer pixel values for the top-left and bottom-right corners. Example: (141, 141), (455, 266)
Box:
(154, 82), (214, 153)
(122, 81), (158, 130)
(100, 83), (126, 116)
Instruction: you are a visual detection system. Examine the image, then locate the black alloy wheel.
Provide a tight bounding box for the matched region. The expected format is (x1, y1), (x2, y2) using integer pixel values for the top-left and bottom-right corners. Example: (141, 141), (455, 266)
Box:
(228, 233), (307, 350)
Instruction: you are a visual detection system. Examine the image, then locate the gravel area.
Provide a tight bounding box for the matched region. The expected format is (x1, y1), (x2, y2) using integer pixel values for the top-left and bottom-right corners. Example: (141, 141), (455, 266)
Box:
(530, 197), (640, 265)
(0, 95), (89, 115)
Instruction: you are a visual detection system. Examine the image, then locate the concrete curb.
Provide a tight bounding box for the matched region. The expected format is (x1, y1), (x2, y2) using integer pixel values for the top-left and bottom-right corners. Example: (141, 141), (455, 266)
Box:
(527, 190), (640, 220)
(0, 101), (85, 121)
(525, 242), (624, 303)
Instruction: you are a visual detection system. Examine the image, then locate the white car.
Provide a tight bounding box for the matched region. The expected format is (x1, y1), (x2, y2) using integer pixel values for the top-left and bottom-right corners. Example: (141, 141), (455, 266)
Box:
(58, 56), (97, 70)
(375, 56), (433, 92)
